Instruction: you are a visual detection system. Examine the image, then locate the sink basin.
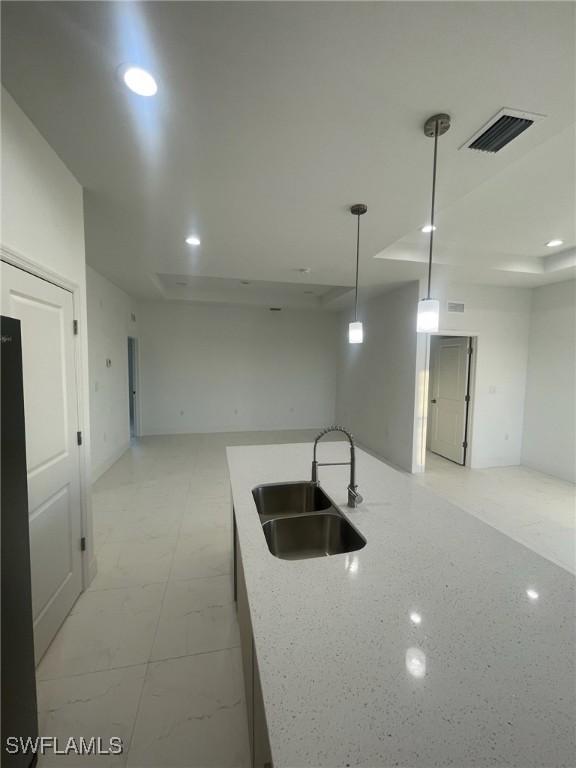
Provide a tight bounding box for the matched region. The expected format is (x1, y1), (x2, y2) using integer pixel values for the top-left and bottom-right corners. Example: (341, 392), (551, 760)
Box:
(261, 512), (366, 560)
(252, 481), (333, 520)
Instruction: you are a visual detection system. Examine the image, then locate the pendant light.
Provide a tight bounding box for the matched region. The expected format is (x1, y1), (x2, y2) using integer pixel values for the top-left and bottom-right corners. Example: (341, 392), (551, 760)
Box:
(349, 203), (367, 344)
(417, 113), (450, 333)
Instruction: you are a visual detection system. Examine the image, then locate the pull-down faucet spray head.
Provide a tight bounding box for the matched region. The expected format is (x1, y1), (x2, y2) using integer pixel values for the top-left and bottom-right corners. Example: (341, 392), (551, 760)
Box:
(311, 425), (363, 508)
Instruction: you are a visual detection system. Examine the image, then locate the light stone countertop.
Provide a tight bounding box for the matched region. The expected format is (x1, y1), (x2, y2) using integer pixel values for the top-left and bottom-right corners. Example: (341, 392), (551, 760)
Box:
(227, 443), (575, 768)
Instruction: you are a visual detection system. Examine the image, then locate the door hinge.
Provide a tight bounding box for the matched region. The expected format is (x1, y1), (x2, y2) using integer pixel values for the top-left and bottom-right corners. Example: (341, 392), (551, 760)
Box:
(77, 431), (82, 446)
(462, 440), (468, 448)
(465, 394), (470, 403)
(73, 319), (78, 335)
(80, 536), (86, 552)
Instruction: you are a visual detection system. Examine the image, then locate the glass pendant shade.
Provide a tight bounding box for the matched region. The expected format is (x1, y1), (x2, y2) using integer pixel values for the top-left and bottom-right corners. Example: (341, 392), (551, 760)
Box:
(348, 321), (364, 344)
(416, 298), (439, 333)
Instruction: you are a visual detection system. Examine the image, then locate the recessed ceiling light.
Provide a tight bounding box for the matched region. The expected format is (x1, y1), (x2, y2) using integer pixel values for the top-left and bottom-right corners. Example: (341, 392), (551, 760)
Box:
(409, 612), (422, 625)
(296, 267), (311, 274)
(240, 280), (251, 285)
(526, 588), (539, 601)
(421, 224), (437, 233)
(546, 239), (563, 248)
(185, 235), (201, 246)
(122, 66), (157, 97)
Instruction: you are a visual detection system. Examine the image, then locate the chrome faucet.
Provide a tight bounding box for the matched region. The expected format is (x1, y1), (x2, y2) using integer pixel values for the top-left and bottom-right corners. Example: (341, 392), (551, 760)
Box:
(311, 425), (363, 508)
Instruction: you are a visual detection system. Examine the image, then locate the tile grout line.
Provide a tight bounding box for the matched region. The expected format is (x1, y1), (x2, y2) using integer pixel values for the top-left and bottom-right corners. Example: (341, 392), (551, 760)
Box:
(147, 643), (241, 667)
(86, 579), (171, 593)
(37, 660), (148, 684)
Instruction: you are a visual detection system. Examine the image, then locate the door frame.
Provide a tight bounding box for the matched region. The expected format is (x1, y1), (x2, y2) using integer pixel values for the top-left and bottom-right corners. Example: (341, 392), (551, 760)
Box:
(461, 337), (475, 466)
(426, 332), (476, 467)
(423, 330), (478, 470)
(127, 335), (141, 438)
(1, 244), (93, 588)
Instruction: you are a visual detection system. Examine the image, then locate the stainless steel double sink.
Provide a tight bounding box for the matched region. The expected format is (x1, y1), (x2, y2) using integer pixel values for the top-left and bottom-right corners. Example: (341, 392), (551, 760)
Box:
(252, 481), (366, 560)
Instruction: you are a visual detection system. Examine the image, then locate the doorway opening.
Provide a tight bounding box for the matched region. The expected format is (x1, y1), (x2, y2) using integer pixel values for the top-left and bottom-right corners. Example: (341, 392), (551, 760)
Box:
(426, 335), (475, 468)
(127, 336), (139, 439)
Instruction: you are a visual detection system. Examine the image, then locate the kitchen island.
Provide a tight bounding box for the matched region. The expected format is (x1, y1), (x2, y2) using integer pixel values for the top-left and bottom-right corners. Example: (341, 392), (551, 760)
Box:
(227, 442), (575, 768)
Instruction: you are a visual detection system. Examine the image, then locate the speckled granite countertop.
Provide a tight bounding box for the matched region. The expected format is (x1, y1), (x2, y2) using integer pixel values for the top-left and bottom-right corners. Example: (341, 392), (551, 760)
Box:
(227, 443), (575, 768)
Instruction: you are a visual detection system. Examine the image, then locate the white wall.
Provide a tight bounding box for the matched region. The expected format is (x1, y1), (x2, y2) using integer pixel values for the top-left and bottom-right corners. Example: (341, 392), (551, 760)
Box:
(433, 282), (532, 469)
(87, 267), (138, 481)
(138, 301), (339, 435)
(521, 280), (576, 482)
(1, 88), (95, 581)
(336, 282), (421, 473)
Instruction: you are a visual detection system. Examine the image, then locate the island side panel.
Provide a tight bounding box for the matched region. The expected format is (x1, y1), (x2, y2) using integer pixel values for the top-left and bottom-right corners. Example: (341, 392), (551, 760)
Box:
(234, 508), (272, 768)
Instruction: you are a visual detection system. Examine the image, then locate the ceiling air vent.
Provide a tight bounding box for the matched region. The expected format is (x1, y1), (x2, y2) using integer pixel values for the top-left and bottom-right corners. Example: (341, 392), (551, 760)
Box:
(461, 108), (545, 153)
(447, 301), (465, 314)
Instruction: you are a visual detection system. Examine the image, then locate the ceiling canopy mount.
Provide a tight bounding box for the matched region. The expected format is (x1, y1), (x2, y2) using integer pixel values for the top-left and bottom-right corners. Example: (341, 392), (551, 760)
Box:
(424, 113), (451, 138)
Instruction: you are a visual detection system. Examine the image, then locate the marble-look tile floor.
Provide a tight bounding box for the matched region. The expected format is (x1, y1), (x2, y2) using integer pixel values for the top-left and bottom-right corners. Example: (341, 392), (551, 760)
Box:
(36, 430), (323, 767)
(417, 451), (575, 574)
(35, 432), (574, 766)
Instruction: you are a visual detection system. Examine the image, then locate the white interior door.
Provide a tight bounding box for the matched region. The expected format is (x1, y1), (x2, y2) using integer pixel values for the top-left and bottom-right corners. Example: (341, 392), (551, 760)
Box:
(428, 336), (470, 465)
(1, 261), (83, 662)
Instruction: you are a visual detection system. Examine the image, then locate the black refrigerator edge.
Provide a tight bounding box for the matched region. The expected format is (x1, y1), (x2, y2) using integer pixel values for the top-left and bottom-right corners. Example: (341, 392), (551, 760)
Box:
(1, 315), (39, 768)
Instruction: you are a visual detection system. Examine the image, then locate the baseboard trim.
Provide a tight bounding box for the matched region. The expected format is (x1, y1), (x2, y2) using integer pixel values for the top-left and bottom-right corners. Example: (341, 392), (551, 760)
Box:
(88, 555), (98, 585)
(140, 425), (331, 437)
(91, 441), (130, 482)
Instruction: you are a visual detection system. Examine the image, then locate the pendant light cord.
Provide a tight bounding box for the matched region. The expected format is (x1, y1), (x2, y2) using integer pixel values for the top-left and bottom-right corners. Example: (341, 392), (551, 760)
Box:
(427, 120), (439, 300)
(354, 212), (361, 322)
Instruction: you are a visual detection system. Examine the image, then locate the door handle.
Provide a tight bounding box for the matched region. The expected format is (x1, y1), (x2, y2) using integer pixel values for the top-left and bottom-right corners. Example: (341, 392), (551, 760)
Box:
(430, 399), (437, 403)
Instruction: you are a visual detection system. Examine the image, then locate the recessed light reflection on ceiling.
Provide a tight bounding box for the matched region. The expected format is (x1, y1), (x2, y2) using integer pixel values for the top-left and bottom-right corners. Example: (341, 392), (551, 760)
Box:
(421, 224), (437, 233)
(410, 612), (422, 625)
(526, 588), (539, 601)
(405, 647), (426, 679)
(122, 66), (158, 97)
(185, 235), (201, 246)
(546, 239), (564, 248)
